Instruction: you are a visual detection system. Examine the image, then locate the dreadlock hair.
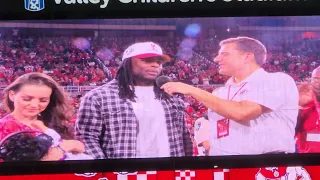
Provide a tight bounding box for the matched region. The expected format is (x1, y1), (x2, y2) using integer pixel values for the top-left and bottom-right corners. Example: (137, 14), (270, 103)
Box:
(115, 58), (170, 102)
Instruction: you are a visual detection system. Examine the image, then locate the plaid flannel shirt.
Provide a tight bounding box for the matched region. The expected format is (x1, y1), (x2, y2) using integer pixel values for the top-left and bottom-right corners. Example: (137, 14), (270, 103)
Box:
(75, 79), (193, 159)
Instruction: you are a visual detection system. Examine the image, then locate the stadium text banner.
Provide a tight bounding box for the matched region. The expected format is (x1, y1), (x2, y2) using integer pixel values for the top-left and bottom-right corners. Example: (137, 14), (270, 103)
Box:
(1, 0), (319, 18)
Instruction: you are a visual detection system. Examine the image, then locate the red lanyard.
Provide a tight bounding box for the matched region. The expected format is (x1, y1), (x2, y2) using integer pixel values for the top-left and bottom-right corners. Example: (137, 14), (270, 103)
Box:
(227, 82), (248, 100)
(313, 94), (320, 130)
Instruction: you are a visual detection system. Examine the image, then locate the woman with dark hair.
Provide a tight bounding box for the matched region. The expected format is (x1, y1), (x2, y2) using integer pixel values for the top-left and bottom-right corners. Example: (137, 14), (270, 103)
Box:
(0, 72), (92, 160)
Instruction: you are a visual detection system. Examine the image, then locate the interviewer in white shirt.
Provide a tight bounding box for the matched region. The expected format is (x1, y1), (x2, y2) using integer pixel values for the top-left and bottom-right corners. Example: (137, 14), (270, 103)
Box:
(161, 36), (299, 156)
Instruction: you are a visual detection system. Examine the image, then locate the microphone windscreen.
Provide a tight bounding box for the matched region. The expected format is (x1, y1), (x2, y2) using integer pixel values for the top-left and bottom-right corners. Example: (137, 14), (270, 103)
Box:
(35, 134), (53, 149)
(156, 76), (172, 87)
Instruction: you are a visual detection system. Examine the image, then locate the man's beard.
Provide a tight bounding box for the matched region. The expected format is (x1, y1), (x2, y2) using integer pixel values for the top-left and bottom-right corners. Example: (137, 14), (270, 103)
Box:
(132, 74), (156, 86)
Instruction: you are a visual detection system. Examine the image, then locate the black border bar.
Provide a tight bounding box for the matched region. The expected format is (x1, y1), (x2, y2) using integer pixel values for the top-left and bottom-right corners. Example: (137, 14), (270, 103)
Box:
(1, 154), (320, 175)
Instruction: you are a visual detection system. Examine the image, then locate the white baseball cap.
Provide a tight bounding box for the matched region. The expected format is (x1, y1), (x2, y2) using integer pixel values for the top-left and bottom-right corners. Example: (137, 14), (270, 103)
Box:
(122, 42), (171, 62)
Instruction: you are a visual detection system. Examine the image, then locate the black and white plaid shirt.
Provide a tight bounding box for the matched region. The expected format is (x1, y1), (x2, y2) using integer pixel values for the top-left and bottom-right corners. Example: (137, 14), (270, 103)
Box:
(75, 79), (193, 159)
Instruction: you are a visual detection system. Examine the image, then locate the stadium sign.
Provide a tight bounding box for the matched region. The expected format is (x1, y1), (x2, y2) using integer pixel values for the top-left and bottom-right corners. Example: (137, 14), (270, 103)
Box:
(53, 0), (110, 9)
(24, 0), (286, 12)
(16, 0), (317, 15)
(24, 0), (45, 11)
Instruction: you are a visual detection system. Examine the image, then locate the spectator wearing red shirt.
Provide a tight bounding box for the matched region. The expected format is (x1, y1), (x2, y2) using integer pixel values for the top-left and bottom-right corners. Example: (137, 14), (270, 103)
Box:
(296, 66), (320, 153)
(0, 67), (5, 79)
(91, 74), (100, 83)
(35, 65), (43, 73)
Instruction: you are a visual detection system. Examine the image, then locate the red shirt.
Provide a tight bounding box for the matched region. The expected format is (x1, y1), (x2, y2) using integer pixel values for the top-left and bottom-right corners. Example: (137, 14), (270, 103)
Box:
(25, 69), (33, 73)
(296, 100), (320, 153)
(0, 114), (34, 141)
(36, 68), (43, 73)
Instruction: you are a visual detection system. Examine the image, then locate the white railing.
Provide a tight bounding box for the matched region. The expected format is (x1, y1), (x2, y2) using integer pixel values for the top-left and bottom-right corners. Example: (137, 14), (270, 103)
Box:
(0, 84), (223, 94)
(0, 85), (98, 94)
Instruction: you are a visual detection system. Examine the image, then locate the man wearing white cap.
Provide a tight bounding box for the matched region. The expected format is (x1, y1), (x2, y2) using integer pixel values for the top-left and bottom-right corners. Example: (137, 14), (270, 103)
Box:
(194, 115), (211, 156)
(76, 42), (193, 159)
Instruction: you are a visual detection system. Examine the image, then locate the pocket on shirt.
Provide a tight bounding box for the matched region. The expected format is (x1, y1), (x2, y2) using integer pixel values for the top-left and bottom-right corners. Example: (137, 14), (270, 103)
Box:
(107, 107), (128, 131)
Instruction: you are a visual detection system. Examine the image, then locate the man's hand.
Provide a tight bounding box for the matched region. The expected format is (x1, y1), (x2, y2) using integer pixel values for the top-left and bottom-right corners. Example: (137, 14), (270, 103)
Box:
(160, 82), (195, 96)
(202, 140), (210, 152)
(59, 140), (85, 153)
(41, 147), (64, 161)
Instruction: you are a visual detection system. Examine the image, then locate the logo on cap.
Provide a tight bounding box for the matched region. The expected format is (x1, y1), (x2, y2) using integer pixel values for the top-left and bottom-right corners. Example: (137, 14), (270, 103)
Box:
(24, 0), (45, 12)
(151, 43), (156, 50)
(150, 43), (160, 53)
(125, 48), (134, 56)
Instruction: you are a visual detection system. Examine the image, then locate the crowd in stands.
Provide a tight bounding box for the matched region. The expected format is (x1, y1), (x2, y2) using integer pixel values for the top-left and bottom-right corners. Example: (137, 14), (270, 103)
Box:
(0, 29), (319, 139)
(0, 32), (318, 87)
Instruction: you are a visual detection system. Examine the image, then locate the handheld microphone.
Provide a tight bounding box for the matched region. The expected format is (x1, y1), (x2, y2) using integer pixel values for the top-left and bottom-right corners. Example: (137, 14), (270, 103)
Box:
(156, 75), (172, 88)
(156, 76), (205, 118)
(156, 76), (184, 97)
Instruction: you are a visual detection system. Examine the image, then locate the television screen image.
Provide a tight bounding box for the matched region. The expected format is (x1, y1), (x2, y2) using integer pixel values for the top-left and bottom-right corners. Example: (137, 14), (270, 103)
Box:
(0, 16), (319, 161)
(0, 166), (319, 180)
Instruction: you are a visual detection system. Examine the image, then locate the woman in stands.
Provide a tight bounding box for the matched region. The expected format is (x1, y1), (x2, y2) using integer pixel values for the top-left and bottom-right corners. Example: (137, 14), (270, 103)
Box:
(0, 72), (92, 161)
